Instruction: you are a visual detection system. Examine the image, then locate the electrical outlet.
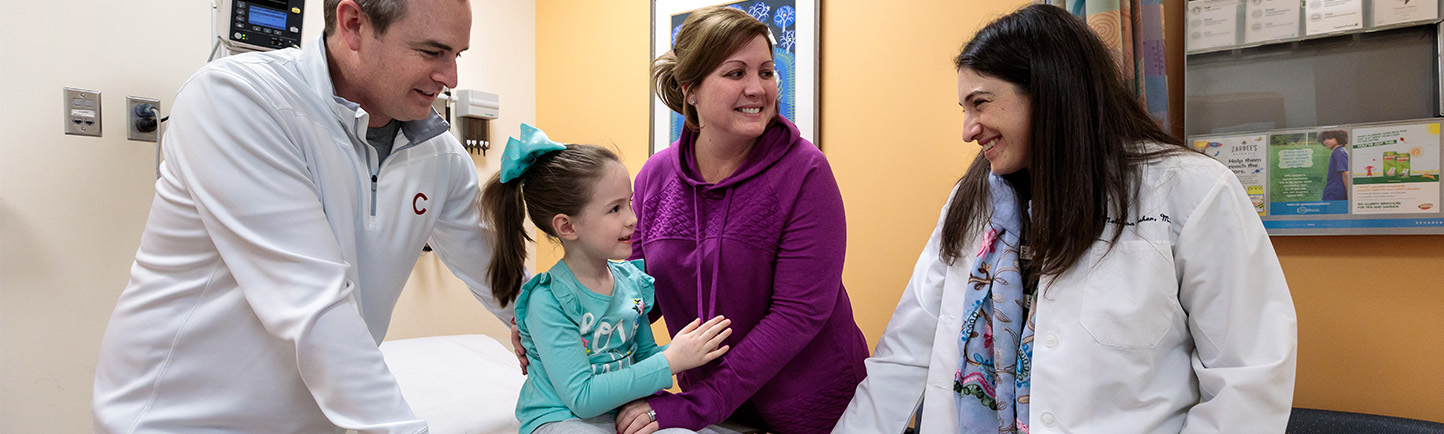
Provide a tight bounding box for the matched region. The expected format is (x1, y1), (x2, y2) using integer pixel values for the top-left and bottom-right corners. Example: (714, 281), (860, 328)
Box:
(64, 88), (102, 137)
(127, 96), (161, 142)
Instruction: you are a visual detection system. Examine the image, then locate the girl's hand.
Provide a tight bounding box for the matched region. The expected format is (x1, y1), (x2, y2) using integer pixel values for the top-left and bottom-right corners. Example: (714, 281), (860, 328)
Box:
(661, 316), (731, 374)
(617, 399), (658, 434)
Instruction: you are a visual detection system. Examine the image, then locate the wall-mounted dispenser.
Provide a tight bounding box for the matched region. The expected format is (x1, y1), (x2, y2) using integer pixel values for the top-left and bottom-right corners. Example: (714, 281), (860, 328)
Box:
(449, 90), (498, 156)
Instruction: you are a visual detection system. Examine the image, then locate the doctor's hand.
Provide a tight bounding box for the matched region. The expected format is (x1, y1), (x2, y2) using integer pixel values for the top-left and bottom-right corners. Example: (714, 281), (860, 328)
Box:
(661, 316), (731, 374)
(617, 399), (659, 434)
(511, 319), (528, 375)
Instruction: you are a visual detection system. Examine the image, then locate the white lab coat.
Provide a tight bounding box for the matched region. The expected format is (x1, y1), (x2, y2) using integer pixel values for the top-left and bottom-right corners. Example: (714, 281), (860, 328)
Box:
(835, 151), (1297, 434)
(93, 37), (509, 434)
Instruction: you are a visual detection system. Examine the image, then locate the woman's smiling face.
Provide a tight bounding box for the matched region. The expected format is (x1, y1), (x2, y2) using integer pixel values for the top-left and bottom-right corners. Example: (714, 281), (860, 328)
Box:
(958, 67), (1032, 175)
(688, 35), (778, 143)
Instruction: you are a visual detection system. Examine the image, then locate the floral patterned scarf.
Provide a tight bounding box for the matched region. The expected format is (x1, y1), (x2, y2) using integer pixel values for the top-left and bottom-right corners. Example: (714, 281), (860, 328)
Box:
(954, 174), (1035, 433)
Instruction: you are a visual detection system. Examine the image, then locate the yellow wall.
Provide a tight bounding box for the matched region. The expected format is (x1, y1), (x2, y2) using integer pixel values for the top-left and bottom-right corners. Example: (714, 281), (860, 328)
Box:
(534, 0), (654, 265)
(535, 0), (665, 343)
(1277, 236), (1444, 421)
(538, 0), (1444, 424)
(822, 1), (1020, 352)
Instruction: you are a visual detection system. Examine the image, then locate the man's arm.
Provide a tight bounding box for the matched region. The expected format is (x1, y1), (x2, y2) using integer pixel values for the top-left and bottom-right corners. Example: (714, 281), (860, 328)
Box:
(425, 145), (515, 325)
(168, 68), (426, 434)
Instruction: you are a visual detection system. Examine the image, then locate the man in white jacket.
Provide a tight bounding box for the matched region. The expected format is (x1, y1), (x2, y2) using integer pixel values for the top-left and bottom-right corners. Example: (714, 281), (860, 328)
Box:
(92, 1), (506, 433)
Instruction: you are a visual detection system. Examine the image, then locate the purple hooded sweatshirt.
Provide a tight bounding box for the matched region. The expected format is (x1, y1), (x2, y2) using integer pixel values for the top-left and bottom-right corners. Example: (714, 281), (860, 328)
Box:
(631, 116), (869, 433)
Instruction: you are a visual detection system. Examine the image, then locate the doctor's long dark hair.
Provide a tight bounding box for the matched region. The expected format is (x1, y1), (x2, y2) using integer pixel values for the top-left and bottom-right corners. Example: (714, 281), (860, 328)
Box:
(941, 4), (1191, 281)
(481, 145), (620, 307)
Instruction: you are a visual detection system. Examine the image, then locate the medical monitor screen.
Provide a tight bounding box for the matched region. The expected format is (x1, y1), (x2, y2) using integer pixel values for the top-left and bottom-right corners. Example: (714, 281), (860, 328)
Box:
(248, 5), (287, 30)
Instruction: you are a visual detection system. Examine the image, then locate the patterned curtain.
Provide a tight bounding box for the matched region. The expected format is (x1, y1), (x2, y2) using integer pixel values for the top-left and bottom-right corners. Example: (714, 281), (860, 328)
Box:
(1044, 0), (1170, 126)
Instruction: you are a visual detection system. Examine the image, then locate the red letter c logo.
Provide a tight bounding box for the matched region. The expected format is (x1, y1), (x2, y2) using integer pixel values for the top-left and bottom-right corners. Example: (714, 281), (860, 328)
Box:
(413, 193), (428, 215)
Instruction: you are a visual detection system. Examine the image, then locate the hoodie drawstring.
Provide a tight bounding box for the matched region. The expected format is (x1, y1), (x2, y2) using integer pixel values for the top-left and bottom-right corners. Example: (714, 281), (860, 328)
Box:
(691, 186), (733, 320)
(693, 188), (705, 318)
(707, 190), (732, 319)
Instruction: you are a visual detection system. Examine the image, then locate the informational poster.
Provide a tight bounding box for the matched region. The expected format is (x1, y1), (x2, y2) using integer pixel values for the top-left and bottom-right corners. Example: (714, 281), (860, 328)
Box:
(1188, 0), (1241, 51)
(1372, 0), (1439, 27)
(1196, 135), (1269, 215)
(1350, 123), (1441, 214)
(1245, 0), (1301, 43)
(1269, 132), (1350, 215)
(1305, 0), (1363, 35)
(1190, 120), (1444, 234)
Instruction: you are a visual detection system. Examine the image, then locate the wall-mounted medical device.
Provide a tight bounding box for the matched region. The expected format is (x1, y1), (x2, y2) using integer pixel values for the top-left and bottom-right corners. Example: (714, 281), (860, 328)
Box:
(216, 0), (305, 53)
(435, 90), (500, 155)
(454, 90), (500, 120)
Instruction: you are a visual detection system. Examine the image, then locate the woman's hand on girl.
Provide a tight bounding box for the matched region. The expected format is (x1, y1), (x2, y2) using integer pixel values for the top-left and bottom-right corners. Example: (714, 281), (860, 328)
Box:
(510, 319), (528, 375)
(662, 316), (732, 374)
(616, 399), (658, 434)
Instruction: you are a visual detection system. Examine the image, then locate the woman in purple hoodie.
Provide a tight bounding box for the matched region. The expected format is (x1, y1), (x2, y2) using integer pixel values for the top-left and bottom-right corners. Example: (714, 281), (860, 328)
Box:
(614, 6), (869, 434)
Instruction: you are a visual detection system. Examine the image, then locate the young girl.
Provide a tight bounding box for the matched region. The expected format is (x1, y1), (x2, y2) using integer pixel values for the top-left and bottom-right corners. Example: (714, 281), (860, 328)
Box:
(484, 124), (732, 434)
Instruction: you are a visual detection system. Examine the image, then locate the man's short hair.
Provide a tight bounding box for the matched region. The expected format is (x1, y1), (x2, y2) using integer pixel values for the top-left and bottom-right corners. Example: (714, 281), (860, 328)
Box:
(323, 0), (407, 36)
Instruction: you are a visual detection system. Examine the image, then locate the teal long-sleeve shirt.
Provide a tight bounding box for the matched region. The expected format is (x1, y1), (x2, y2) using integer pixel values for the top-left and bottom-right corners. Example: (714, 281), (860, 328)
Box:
(514, 259), (673, 434)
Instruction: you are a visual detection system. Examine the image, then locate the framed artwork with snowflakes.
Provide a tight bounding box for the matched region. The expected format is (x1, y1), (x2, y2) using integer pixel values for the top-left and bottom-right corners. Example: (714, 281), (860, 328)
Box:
(650, 0), (819, 154)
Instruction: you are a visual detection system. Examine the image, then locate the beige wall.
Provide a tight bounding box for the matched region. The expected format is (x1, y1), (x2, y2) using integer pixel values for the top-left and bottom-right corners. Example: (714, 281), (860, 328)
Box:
(0, 0), (533, 431)
(537, 0), (1444, 425)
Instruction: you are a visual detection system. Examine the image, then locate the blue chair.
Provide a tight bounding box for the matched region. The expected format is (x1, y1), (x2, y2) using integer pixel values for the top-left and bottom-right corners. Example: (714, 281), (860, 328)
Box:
(1287, 408), (1444, 434)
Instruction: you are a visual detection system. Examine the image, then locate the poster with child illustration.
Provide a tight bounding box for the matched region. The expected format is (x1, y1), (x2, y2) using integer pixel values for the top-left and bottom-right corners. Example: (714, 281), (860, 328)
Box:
(1350, 123), (1441, 214)
(1269, 132), (1349, 215)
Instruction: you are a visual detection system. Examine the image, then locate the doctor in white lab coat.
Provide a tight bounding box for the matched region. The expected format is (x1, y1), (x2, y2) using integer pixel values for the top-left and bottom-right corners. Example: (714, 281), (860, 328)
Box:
(834, 5), (1297, 434)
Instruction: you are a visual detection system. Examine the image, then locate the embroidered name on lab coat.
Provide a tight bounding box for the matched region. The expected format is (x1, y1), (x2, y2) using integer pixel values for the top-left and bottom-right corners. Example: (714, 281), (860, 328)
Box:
(1105, 213), (1172, 226)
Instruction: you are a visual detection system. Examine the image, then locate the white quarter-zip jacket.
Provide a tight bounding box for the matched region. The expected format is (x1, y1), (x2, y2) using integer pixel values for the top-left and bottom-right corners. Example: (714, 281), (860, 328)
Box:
(93, 37), (510, 434)
(834, 150), (1298, 434)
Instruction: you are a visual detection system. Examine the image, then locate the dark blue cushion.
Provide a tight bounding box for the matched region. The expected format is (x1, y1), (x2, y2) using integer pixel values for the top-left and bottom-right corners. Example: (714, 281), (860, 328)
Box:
(1287, 408), (1444, 434)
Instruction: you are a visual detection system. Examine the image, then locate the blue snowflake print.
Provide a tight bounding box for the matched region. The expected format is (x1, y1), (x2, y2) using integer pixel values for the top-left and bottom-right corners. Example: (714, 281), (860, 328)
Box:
(774, 5), (796, 28)
(747, 2), (770, 23)
(726, 4), (744, 11)
(773, 47), (795, 121)
(779, 29), (796, 52)
(672, 24), (682, 44)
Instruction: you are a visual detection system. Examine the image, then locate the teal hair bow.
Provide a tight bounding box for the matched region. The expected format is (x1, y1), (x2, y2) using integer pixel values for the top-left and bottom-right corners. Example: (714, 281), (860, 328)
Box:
(500, 123), (567, 183)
